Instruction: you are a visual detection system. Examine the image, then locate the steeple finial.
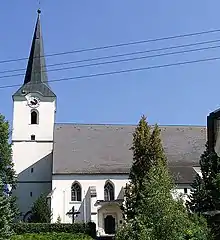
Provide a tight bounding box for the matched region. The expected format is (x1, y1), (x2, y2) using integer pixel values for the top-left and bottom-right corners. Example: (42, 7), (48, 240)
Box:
(37, 9), (41, 15)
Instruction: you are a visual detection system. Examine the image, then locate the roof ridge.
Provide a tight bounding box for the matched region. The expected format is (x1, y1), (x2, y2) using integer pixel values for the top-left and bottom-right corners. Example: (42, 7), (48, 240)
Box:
(54, 122), (206, 127)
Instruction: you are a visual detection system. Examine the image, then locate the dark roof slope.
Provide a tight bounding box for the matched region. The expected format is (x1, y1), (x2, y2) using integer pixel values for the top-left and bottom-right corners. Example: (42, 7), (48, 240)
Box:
(13, 11), (55, 98)
(52, 124), (206, 183)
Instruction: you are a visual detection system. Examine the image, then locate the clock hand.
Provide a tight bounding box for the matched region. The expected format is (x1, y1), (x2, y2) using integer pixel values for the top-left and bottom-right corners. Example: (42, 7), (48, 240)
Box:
(30, 99), (38, 105)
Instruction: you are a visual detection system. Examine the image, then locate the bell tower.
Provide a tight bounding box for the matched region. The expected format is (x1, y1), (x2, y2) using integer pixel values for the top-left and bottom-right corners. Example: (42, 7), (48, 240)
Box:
(12, 10), (56, 220)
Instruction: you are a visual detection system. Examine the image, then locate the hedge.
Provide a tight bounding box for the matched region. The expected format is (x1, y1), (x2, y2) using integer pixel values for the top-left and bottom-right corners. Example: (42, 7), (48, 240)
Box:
(12, 222), (96, 239)
(12, 233), (93, 240)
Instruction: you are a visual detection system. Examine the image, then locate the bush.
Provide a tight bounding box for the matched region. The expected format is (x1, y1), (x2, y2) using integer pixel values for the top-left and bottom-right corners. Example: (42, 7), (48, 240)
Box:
(28, 194), (52, 223)
(12, 233), (93, 240)
(12, 222), (96, 238)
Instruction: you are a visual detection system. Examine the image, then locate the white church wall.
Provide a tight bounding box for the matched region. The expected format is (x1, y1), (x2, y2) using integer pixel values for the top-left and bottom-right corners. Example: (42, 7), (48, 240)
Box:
(173, 184), (192, 202)
(51, 174), (128, 224)
(90, 194), (98, 224)
(51, 174), (193, 225)
(12, 100), (56, 141)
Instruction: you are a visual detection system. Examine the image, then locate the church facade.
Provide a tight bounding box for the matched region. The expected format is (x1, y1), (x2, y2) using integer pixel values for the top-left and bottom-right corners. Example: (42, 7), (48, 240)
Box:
(12, 11), (208, 237)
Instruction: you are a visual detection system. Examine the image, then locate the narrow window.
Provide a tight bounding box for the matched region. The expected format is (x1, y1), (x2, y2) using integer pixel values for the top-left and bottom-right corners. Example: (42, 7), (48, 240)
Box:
(31, 135), (35, 141)
(104, 181), (114, 201)
(30, 192), (32, 197)
(71, 182), (81, 201)
(31, 168), (34, 173)
(184, 188), (187, 194)
(31, 110), (38, 125)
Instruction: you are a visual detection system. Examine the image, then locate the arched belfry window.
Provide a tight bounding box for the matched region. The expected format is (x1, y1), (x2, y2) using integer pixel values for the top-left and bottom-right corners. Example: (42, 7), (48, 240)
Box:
(31, 110), (38, 125)
(104, 181), (114, 201)
(71, 182), (82, 201)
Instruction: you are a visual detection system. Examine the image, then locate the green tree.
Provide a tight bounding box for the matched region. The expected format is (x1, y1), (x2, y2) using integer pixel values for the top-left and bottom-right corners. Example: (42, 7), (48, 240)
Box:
(56, 215), (61, 224)
(187, 143), (220, 238)
(117, 116), (209, 240)
(0, 114), (18, 220)
(29, 193), (52, 223)
(117, 160), (209, 240)
(0, 114), (16, 188)
(0, 178), (14, 240)
(138, 162), (209, 240)
(123, 116), (161, 220)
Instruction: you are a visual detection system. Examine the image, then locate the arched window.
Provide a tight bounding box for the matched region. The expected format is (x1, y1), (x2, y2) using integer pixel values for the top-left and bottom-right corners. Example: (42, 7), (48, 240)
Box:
(71, 182), (81, 201)
(31, 110), (38, 125)
(104, 181), (114, 201)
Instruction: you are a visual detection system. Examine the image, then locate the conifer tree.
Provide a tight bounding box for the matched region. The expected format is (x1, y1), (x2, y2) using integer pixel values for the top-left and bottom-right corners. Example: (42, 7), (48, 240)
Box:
(187, 143), (220, 211)
(0, 114), (16, 188)
(29, 193), (52, 223)
(188, 143), (220, 238)
(136, 162), (208, 240)
(0, 114), (18, 220)
(123, 116), (152, 220)
(56, 215), (62, 224)
(123, 117), (168, 220)
(0, 178), (14, 240)
(117, 116), (209, 240)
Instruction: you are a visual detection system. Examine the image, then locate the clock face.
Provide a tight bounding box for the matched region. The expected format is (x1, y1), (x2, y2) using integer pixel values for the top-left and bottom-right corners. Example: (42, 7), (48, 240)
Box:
(27, 96), (40, 108)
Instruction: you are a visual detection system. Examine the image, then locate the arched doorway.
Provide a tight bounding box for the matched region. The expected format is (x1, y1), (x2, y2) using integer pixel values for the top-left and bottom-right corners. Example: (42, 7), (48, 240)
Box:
(104, 215), (116, 234)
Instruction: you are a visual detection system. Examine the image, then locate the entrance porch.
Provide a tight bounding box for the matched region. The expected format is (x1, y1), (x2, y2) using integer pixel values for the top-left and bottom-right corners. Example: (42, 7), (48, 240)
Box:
(95, 199), (123, 237)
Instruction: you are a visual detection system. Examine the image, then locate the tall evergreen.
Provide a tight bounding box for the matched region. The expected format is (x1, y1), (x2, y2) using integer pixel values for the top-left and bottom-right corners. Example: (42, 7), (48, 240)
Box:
(123, 116), (152, 220)
(187, 143), (220, 213)
(188, 143), (220, 238)
(0, 114), (18, 220)
(0, 114), (16, 187)
(117, 116), (209, 240)
(0, 178), (14, 240)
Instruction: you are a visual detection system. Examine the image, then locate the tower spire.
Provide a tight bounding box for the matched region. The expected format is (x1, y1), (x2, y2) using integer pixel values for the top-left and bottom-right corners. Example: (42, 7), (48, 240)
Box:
(13, 10), (55, 98)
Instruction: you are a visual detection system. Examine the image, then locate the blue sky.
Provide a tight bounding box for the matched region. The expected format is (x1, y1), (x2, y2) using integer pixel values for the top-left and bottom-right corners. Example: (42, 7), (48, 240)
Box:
(1, 1), (220, 126)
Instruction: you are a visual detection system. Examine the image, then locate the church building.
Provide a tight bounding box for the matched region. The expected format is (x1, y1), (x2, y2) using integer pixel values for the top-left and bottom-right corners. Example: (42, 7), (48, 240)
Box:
(12, 11), (217, 237)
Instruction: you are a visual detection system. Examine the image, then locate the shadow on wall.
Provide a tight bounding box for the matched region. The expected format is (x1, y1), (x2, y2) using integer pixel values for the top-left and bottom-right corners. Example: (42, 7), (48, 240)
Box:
(18, 153), (53, 181)
(13, 153), (53, 221)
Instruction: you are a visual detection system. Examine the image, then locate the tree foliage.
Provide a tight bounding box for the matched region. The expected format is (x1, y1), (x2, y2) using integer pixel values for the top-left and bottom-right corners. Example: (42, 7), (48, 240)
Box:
(117, 115), (209, 240)
(28, 194), (52, 223)
(0, 178), (14, 240)
(56, 215), (62, 224)
(0, 113), (19, 220)
(0, 114), (16, 188)
(123, 116), (166, 220)
(187, 143), (220, 238)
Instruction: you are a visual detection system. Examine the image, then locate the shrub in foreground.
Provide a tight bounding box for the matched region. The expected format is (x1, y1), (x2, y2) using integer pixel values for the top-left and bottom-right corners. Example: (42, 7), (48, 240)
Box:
(12, 222), (96, 238)
(12, 233), (93, 240)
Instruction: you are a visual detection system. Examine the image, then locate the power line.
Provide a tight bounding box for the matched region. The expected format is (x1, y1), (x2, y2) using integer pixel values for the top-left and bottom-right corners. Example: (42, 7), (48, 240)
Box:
(1, 38), (220, 75)
(1, 28), (220, 64)
(1, 55), (220, 90)
(1, 44), (220, 79)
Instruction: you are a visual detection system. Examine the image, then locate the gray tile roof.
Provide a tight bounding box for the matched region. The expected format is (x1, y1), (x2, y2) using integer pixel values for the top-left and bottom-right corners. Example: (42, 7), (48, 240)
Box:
(13, 12), (55, 98)
(52, 124), (206, 183)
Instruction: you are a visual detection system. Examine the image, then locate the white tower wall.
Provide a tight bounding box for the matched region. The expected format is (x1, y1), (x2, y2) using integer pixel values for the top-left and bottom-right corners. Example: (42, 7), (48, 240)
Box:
(12, 96), (56, 219)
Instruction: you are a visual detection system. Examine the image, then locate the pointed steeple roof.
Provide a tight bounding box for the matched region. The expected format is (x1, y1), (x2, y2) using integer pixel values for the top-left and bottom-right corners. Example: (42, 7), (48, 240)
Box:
(13, 10), (56, 98)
